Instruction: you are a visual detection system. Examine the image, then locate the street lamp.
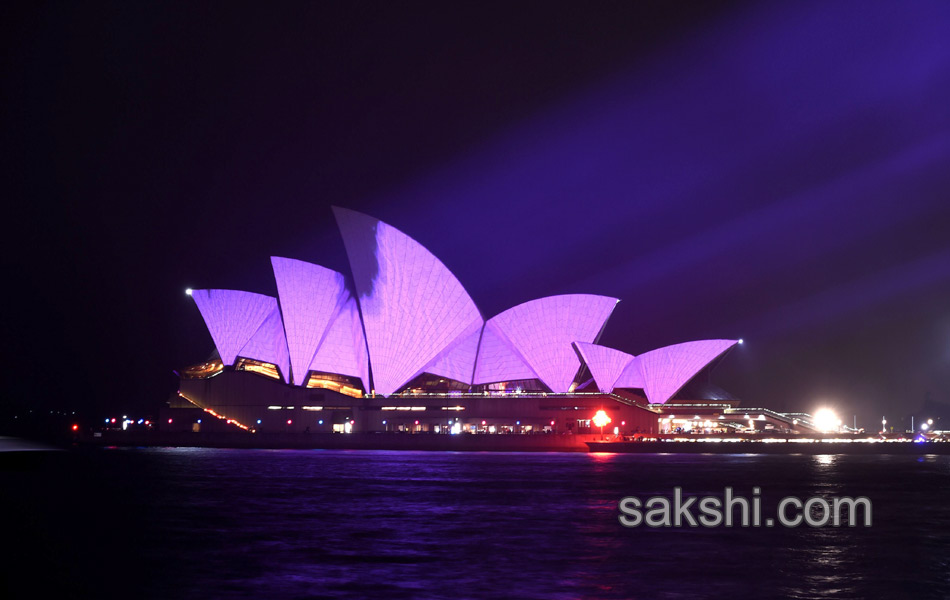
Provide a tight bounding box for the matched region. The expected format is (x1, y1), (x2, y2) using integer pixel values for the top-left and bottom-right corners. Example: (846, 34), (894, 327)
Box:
(592, 410), (611, 440)
(813, 408), (839, 433)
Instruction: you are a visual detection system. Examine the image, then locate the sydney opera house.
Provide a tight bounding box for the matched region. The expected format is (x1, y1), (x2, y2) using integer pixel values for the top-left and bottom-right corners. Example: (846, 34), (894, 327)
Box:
(175, 207), (803, 438)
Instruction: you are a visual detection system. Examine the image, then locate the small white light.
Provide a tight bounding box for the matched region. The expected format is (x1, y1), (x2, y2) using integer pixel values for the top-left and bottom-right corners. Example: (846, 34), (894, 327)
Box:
(185, 288), (193, 296)
(738, 339), (744, 344)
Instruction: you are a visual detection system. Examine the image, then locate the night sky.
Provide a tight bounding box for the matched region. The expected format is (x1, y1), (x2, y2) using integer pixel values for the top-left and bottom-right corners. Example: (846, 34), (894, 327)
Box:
(4, 1), (949, 430)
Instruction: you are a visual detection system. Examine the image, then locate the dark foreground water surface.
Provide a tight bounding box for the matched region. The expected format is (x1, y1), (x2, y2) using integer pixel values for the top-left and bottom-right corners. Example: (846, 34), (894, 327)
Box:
(2, 448), (949, 599)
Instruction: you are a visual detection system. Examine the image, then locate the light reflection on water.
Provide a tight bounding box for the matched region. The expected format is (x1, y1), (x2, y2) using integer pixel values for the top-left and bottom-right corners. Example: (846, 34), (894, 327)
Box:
(4, 449), (949, 599)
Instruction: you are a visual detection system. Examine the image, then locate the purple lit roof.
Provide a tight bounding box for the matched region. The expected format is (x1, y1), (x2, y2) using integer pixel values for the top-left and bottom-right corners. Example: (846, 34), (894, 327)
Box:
(238, 306), (291, 383)
(613, 358), (645, 390)
(308, 297), (371, 392)
(271, 257), (350, 385)
(333, 207), (483, 396)
(486, 294), (619, 392)
(189, 210), (740, 399)
(472, 321), (537, 384)
(422, 318), (484, 384)
(573, 342), (635, 394)
(190, 289), (277, 366)
(636, 339), (738, 403)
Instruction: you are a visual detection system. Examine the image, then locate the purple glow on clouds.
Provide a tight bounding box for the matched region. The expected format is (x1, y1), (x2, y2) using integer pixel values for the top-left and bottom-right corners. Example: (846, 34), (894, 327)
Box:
(271, 257), (350, 385)
(190, 289), (276, 367)
(573, 342), (634, 394)
(487, 295), (619, 393)
(724, 246), (950, 340)
(334, 207), (483, 396)
(343, 2), (950, 419)
(582, 135), (950, 340)
(635, 340), (738, 404)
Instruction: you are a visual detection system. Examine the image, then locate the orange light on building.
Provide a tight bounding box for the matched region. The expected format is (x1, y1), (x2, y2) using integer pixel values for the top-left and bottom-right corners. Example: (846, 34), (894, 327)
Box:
(184, 397), (252, 431)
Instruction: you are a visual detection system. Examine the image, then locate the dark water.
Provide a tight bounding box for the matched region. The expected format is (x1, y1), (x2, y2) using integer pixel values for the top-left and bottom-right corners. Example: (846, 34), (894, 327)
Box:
(3, 448), (949, 599)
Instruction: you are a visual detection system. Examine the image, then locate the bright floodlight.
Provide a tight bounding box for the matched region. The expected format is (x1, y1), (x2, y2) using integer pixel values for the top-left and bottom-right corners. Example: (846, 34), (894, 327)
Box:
(813, 408), (839, 433)
(185, 288), (193, 296)
(592, 410), (612, 429)
(738, 339), (744, 344)
(921, 423), (929, 431)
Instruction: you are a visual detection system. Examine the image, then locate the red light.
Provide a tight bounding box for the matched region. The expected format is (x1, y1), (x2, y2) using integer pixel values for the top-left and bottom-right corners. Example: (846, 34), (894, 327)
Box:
(287, 419), (292, 425)
(481, 420), (486, 425)
(415, 420), (419, 425)
(168, 418), (173, 424)
(621, 421), (626, 426)
(110, 418), (116, 423)
(550, 421), (555, 426)
(71, 424), (79, 431)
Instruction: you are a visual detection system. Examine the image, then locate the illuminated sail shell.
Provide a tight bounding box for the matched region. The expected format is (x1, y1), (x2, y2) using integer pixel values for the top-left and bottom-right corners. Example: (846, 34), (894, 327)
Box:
(635, 339), (738, 403)
(271, 257), (352, 385)
(190, 289), (276, 366)
(573, 342), (635, 394)
(484, 295), (619, 392)
(334, 207), (482, 396)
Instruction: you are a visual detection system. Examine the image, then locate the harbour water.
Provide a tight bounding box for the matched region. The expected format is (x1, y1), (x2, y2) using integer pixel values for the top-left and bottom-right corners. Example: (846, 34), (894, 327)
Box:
(3, 448), (949, 599)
